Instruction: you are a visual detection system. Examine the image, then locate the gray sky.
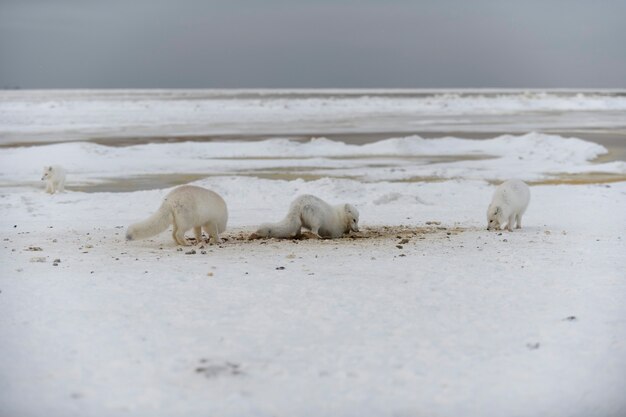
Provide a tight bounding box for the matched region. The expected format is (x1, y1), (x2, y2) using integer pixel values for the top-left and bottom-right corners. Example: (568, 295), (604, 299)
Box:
(1, 0), (625, 88)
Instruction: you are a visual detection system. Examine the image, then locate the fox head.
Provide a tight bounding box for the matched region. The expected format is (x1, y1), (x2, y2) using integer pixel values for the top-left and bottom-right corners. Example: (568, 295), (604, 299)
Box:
(41, 166), (53, 181)
(486, 204), (504, 231)
(344, 204), (360, 232)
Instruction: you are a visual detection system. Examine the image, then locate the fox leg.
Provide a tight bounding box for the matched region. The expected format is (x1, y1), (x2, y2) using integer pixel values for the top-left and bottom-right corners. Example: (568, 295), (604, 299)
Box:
(172, 223), (178, 244)
(172, 223), (181, 245)
(506, 214), (515, 232)
(205, 222), (222, 244)
(171, 222), (188, 246)
(171, 210), (194, 245)
(306, 219), (322, 238)
(174, 228), (188, 246)
(300, 206), (321, 238)
(193, 226), (203, 243)
(515, 214), (522, 229)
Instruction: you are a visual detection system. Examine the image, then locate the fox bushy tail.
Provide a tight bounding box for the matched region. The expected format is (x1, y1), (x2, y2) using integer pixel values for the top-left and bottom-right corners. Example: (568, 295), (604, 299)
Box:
(126, 204), (172, 240)
(258, 213), (303, 238)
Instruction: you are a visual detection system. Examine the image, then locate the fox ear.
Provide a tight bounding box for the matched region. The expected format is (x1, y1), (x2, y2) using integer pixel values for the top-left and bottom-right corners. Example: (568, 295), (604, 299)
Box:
(494, 206), (500, 214)
(48, 167), (52, 171)
(344, 204), (350, 213)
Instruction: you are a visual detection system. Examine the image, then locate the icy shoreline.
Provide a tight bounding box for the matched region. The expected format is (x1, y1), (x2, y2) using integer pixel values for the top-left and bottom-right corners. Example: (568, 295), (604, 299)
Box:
(1, 133), (625, 190)
(2, 89), (626, 145)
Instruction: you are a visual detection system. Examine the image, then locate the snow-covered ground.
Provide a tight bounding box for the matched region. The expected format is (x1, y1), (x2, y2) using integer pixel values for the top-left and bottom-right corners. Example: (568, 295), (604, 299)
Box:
(1, 91), (625, 417)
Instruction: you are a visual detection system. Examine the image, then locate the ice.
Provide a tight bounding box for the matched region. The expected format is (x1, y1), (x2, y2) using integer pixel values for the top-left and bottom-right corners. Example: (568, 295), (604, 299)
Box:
(1, 89), (626, 144)
(1, 133), (623, 187)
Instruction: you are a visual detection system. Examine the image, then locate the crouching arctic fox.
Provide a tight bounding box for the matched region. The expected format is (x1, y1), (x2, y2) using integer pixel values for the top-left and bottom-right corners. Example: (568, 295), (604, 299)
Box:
(41, 165), (66, 194)
(251, 194), (359, 239)
(126, 185), (228, 245)
(487, 179), (530, 231)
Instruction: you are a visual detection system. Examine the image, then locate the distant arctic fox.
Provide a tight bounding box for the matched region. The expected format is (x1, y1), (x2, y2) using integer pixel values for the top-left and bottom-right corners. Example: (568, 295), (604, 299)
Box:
(126, 185), (228, 245)
(41, 165), (66, 194)
(251, 194), (359, 239)
(487, 179), (530, 231)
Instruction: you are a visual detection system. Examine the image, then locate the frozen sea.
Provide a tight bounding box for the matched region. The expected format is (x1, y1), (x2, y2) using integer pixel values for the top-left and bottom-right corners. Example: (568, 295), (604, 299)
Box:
(0, 90), (625, 417)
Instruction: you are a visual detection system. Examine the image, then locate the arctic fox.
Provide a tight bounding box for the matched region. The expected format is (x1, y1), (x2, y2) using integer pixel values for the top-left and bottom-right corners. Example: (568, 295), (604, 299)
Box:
(126, 185), (228, 245)
(41, 165), (66, 194)
(487, 179), (530, 231)
(251, 194), (359, 239)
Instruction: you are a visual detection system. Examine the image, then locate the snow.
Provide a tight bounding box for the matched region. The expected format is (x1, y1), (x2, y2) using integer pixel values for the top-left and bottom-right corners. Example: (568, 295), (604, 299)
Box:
(1, 133), (624, 187)
(1, 91), (626, 417)
(2, 89), (626, 144)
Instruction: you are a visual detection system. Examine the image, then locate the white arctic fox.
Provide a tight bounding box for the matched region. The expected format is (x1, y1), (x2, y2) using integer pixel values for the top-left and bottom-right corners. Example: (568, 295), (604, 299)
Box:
(251, 194), (359, 239)
(487, 179), (530, 231)
(41, 165), (66, 194)
(126, 185), (228, 245)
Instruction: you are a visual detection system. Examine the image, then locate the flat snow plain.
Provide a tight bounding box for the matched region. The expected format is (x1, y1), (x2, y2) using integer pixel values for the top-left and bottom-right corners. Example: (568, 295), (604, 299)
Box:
(0, 91), (625, 417)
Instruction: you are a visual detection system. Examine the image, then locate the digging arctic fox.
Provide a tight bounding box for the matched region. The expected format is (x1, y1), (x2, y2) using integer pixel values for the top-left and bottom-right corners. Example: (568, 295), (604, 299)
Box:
(487, 179), (530, 231)
(251, 194), (359, 239)
(126, 185), (228, 245)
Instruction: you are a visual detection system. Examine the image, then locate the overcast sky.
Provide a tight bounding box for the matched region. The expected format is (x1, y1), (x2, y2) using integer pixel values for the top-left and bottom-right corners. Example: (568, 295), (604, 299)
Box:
(1, 0), (625, 89)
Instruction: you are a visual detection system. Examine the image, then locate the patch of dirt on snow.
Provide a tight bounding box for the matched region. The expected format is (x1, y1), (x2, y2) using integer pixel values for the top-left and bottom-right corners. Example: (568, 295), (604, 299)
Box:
(219, 224), (467, 245)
